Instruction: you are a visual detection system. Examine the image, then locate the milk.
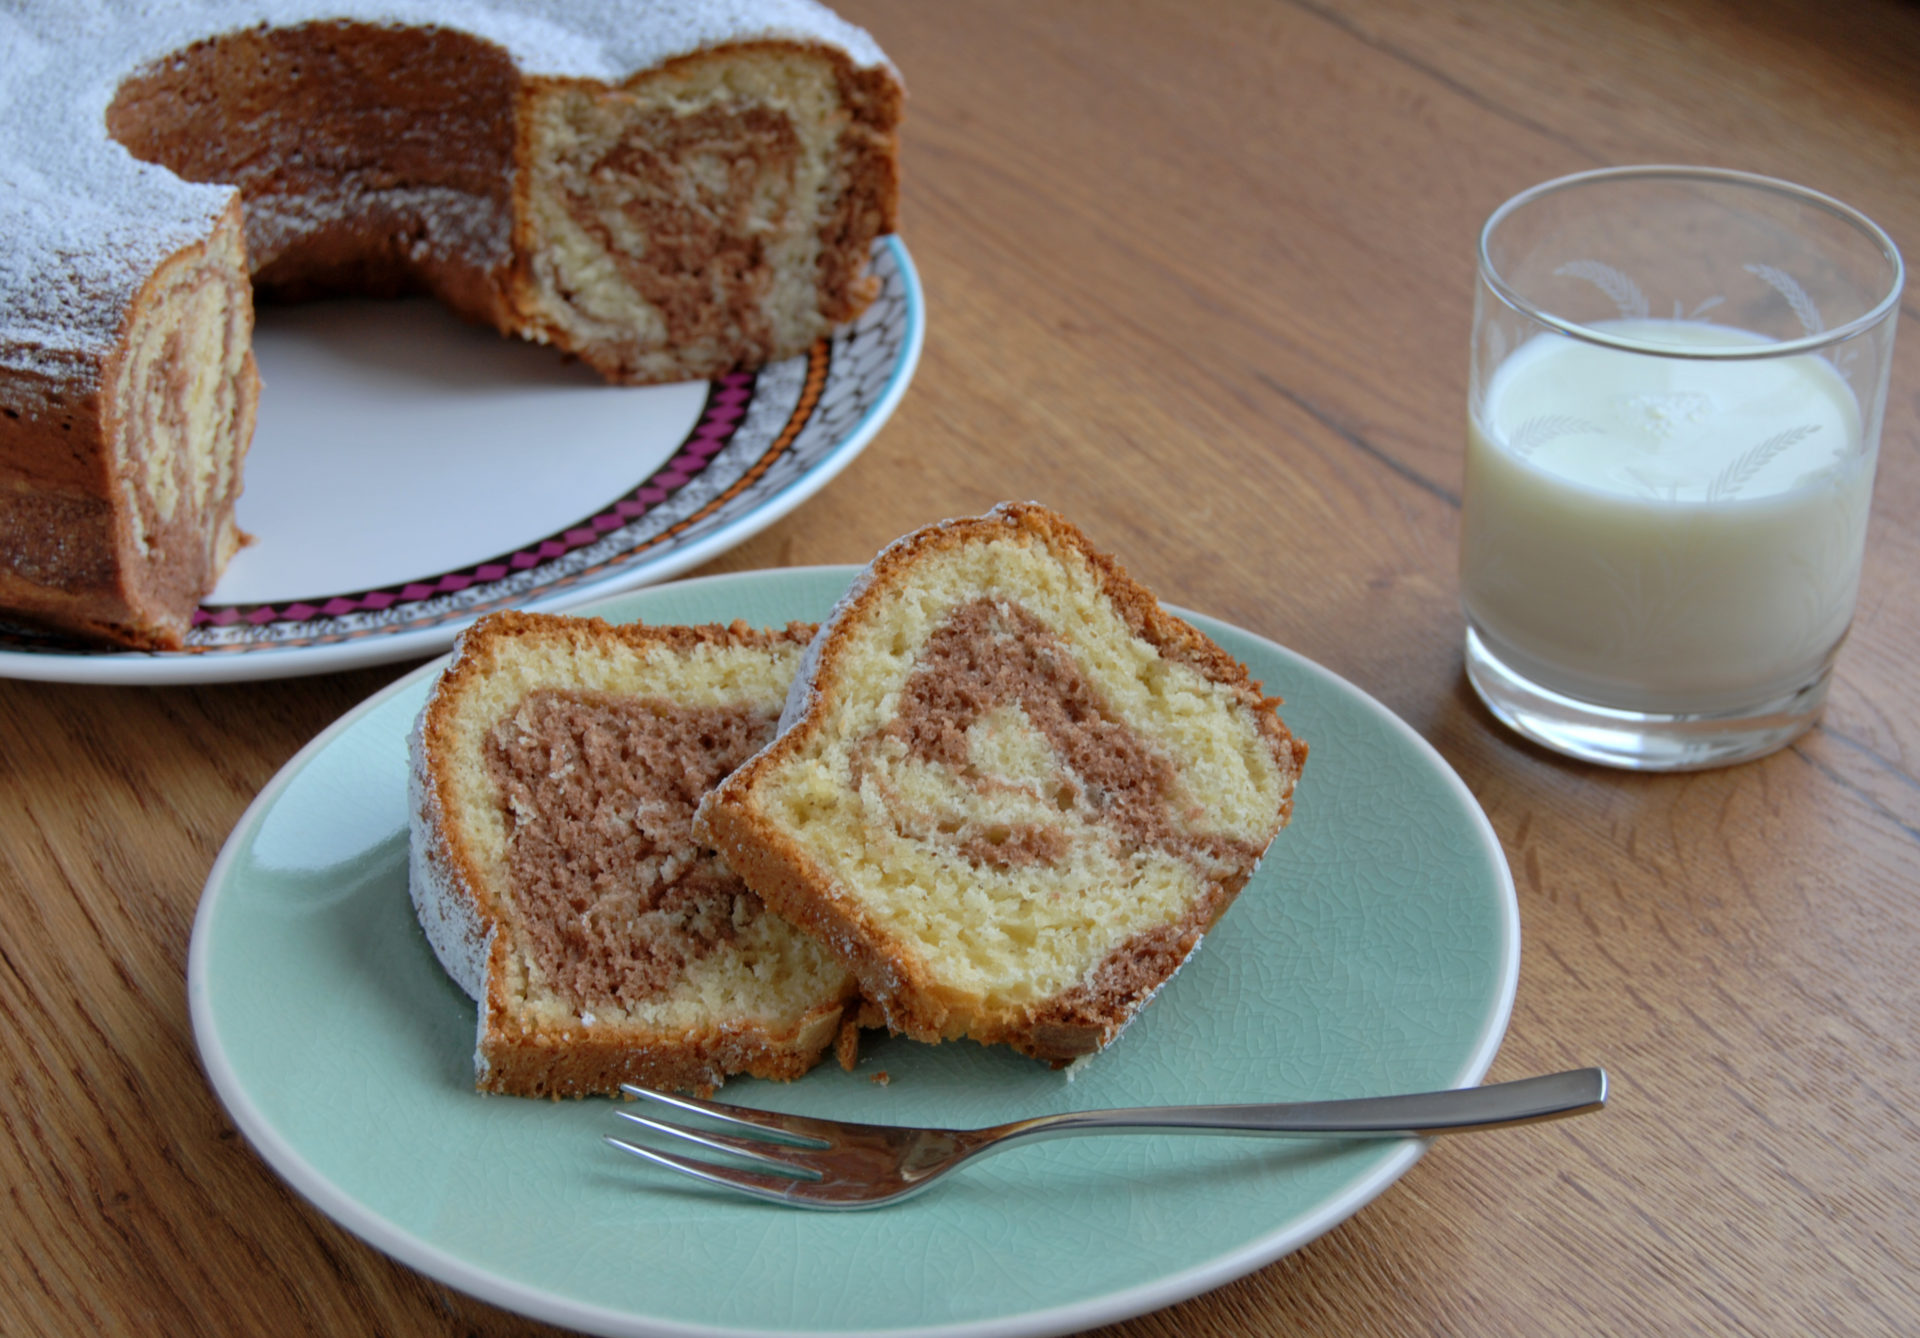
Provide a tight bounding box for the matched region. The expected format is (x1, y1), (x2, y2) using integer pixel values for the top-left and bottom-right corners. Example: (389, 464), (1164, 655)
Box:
(1461, 320), (1873, 714)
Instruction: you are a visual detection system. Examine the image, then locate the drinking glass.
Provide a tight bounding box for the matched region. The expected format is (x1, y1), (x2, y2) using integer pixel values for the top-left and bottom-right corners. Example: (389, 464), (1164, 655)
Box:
(1461, 166), (1902, 770)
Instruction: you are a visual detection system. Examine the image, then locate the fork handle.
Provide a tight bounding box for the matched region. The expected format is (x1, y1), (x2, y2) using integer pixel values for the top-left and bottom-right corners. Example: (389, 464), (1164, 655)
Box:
(989, 1068), (1606, 1143)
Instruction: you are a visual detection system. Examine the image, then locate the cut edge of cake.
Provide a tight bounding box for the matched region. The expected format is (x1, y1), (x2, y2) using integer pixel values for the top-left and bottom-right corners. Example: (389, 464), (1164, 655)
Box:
(0, 195), (257, 650)
(513, 39), (903, 384)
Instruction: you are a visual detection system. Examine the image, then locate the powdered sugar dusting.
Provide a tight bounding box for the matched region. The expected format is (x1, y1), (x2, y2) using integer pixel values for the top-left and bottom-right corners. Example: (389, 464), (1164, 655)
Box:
(407, 670), (494, 1003)
(0, 0), (891, 376)
(245, 184), (512, 273)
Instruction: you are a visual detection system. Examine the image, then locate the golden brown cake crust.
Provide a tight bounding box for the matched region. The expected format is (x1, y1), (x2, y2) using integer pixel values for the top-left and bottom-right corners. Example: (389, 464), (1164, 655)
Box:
(696, 502), (1308, 1065)
(410, 609), (860, 1098)
(473, 988), (849, 1099)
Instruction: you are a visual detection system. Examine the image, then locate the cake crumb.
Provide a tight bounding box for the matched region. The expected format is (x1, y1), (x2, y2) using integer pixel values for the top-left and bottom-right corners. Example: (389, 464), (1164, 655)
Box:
(869, 1070), (890, 1086)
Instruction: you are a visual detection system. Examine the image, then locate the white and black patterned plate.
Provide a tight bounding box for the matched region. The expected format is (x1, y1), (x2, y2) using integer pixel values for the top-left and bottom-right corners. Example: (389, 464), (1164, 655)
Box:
(0, 237), (922, 684)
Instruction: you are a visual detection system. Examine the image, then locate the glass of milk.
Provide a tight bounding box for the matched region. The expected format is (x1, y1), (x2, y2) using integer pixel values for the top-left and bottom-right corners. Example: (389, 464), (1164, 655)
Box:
(1462, 167), (1902, 769)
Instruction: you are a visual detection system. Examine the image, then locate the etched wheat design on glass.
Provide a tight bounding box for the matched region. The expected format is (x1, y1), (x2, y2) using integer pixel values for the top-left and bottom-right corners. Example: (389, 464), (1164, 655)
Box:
(1744, 263), (1826, 337)
(1554, 260), (1649, 320)
(1705, 425), (1822, 503)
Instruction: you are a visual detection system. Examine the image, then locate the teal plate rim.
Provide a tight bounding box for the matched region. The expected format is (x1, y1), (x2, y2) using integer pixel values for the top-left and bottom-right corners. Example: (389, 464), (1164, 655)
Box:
(188, 564), (1520, 1338)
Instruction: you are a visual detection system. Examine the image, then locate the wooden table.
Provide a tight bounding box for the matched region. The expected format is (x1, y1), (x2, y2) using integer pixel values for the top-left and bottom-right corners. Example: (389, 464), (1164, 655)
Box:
(5, 1), (1917, 1333)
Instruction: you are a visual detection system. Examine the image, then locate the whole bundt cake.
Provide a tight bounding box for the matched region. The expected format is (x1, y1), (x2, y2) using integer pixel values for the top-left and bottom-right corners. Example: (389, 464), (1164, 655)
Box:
(0, 0), (901, 649)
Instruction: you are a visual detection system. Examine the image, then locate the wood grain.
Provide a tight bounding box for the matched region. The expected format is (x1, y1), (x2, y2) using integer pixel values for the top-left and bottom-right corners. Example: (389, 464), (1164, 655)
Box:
(3, 1), (1917, 1333)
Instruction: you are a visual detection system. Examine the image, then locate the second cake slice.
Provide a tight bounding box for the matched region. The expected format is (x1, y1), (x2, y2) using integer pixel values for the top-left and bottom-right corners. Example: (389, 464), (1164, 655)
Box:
(694, 503), (1307, 1065)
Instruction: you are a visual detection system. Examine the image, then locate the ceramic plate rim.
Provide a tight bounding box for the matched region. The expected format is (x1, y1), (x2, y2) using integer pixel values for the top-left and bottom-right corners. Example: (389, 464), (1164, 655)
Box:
(189, 564), (1520, 1338)
(0, 240), (923, 688)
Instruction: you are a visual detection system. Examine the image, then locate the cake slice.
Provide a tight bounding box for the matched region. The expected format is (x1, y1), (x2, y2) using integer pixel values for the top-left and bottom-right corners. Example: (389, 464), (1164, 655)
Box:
(408, 610), (858, 1097)
(694, 503), (1308, 1065)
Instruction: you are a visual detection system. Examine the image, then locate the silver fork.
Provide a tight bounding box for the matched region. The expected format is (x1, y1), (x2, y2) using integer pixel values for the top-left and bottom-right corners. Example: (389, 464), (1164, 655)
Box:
(603, 1067), (1606, 1209)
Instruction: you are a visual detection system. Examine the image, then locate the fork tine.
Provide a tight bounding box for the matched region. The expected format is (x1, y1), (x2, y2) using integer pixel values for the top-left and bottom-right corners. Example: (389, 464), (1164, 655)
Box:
(610, 1108), (825, 1174)
(618, 1084), (836, 1146)
(603, 1136), (823, 1205)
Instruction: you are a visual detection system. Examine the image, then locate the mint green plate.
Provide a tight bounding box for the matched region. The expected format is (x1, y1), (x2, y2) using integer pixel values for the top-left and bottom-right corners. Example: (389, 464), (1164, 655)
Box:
(189, 566), (1518, 1338)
